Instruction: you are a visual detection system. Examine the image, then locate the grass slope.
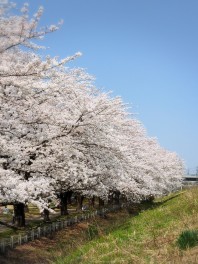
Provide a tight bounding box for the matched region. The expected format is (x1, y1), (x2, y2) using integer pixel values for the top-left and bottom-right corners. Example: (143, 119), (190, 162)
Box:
(1, 187), (198, 264)
(55, 187), (198, 264)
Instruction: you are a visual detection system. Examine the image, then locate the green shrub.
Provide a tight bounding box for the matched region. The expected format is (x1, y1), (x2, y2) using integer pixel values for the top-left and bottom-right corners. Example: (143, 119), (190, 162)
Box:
(177, 230), (198, 250)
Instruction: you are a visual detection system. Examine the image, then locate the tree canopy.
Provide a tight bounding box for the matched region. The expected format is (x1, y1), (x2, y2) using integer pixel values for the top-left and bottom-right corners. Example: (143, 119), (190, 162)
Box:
(0, 1), (184, 212)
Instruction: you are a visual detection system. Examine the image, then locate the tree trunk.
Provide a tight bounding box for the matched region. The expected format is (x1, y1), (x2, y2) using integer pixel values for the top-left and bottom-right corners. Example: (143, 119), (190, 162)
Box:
(67, 191), (73, 205)
(76, 194), (84, 211)
(43, 209), (50, 222)
(108, 192), (113, 205)
(113, 191), (120, 205)
(60, 192), (69, 215)
(13, 203), (25, 227)
(89, 196), (95, 209)
(99, 198), (104, 208)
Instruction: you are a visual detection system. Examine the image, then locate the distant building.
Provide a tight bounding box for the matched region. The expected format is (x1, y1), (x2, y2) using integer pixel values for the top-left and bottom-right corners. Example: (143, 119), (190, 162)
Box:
(182, 175), (198, 186)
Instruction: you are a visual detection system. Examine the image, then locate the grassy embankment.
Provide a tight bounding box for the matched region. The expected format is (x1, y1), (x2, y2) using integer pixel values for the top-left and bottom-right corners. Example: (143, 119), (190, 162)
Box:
(55, 187), (198, 264)
(1, 187), (198, 264)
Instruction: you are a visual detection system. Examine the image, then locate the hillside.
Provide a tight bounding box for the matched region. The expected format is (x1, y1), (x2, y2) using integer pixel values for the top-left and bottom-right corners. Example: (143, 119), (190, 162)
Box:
(1, 187), (198, 264)
(55, 187), (198, 264)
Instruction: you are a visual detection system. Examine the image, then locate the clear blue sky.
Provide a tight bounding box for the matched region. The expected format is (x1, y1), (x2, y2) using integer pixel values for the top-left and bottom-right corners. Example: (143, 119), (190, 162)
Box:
(16, 0), (198, 172)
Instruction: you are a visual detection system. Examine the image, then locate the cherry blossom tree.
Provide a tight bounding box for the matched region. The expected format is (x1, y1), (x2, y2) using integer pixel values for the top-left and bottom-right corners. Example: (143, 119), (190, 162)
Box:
(0, 1), (77, 223)
(0, 1), (184, 226)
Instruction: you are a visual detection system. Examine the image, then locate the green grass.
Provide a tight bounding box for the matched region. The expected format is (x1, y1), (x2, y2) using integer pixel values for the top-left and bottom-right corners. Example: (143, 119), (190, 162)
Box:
(54, 187), (198, 264)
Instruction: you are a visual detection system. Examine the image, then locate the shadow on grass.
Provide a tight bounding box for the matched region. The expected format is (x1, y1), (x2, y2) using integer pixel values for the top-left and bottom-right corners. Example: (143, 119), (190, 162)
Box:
(153, 192), (182, 207)
(127, 192), (183, 216)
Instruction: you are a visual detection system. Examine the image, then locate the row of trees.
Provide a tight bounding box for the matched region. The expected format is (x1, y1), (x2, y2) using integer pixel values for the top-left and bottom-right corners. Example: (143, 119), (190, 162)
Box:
(0, 2), (184, 226)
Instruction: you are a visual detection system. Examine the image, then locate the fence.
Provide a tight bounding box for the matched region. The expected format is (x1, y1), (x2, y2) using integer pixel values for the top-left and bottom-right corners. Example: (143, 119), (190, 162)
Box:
(0, 204), (122, 253)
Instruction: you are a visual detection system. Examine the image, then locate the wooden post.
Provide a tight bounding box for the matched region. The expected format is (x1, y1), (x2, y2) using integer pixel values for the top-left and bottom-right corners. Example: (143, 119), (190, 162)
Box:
(102, 208), (105, 217)
(38, 227), (41, 238)
(75, 216), (78, 223)
(1, 240), (5, 253)
(11, 236), (14, 249)
(43, 226), (46, 236)
(48, 224), (51, 233)
(18, 234), (22, 246)
(31, 230), (35, 241)
(24, 234), (28, 242)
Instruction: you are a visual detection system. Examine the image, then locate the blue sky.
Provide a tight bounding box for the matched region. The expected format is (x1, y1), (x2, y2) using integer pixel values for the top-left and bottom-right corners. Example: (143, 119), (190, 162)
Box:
(16, 0), (198, 172)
